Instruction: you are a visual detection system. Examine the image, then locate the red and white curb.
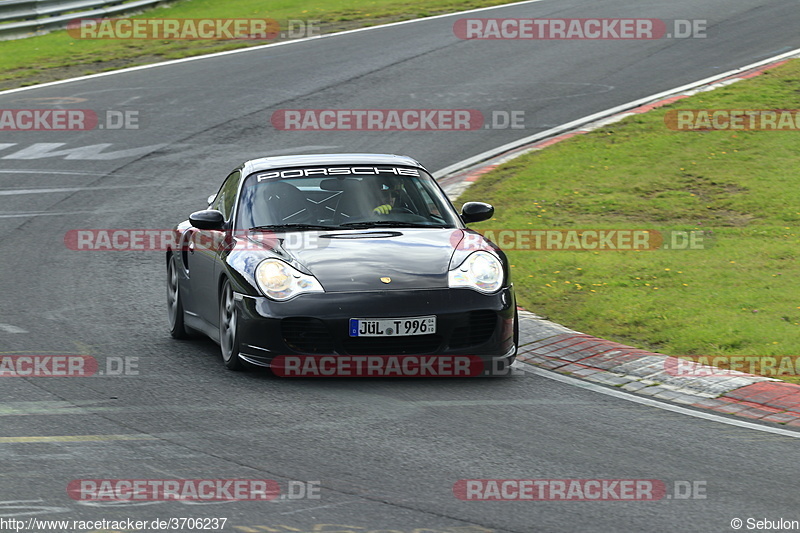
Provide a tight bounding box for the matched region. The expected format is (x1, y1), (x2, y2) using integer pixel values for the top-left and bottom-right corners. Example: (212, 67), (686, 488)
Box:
(516, 310), (800, 426)
(439, 51), (800, 427)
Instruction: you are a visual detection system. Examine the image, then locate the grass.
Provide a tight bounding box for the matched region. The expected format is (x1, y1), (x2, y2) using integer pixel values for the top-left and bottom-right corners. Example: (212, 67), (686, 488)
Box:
(0, 0), (512, 89)
(455, 59), (800, 382)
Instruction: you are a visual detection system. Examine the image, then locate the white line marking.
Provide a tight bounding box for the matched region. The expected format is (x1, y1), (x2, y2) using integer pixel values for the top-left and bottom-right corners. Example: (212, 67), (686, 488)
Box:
(0, 210), (102, 218)
(1, 142), (167, 160)
(514, 363), (800, 439)
(0, 170), (116, 176)
(0, 0), (549, 96)
(0, 324), (26, 334)
(0, 499), (71, 518)
(0, 185), (148, 196)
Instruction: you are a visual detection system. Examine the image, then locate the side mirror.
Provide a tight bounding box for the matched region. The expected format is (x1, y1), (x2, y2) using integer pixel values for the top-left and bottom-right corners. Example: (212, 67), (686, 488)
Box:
(461, 202), (494, 224)
(189, 209), (225, 230)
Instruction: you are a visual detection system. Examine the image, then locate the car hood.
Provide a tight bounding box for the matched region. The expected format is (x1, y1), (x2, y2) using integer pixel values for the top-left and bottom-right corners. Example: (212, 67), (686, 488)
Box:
(245, 228), (478, 292)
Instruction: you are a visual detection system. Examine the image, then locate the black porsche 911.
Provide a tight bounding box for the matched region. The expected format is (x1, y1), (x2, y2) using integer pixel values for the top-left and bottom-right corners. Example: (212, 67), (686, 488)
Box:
(167, 153), (517, 375)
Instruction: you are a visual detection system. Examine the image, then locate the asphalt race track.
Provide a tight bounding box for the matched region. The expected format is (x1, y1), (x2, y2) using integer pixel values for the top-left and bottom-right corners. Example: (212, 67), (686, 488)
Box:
(1, 0), (800, 531)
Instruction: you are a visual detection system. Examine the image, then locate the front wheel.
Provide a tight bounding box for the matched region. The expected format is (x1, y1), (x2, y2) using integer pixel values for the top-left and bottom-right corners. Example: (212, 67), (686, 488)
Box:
(219, 278), (245, 370)
(167, 255), (190, 339)
(513, 308), (519, 356)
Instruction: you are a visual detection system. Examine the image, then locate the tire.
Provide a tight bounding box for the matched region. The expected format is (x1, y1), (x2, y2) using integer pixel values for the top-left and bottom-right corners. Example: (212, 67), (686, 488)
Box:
(167, 255), (190, 339)
(219, 278), (245, 370)
(513, 308), (519, 356)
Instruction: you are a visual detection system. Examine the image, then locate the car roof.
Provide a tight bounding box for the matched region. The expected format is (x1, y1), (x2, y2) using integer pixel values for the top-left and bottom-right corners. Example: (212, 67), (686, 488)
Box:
(240, 153), (426, 175)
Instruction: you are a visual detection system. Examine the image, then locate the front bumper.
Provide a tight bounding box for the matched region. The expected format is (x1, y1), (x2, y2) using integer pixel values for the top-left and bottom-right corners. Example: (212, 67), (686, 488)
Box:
(234, 287), (516, 370)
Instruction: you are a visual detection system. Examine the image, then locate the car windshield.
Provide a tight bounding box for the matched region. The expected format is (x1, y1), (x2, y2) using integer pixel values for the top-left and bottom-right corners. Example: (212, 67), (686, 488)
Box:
(236, 165), (461, 230)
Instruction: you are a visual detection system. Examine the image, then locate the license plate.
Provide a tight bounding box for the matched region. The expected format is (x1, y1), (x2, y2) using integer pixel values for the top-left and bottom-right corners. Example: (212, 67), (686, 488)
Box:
(349, 316), (436, 337)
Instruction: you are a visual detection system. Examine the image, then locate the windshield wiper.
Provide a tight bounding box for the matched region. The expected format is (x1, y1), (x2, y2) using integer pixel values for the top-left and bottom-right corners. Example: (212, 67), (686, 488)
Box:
(249, 224), (340, 231)
(338, 221), (449, 229)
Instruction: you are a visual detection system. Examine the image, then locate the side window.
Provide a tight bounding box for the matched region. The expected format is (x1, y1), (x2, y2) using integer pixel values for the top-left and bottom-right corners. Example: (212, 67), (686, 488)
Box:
(211, 171), (241, 221)
(408, 179), (440, 217)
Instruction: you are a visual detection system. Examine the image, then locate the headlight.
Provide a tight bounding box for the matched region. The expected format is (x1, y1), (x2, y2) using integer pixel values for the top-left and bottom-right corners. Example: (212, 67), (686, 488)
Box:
(448, 251), (504, 293)
(255, 259), (324, 301)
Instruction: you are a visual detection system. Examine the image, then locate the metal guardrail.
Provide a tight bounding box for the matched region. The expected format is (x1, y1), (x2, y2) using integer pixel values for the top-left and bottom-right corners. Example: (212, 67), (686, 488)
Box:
(0, 0), (163, 40)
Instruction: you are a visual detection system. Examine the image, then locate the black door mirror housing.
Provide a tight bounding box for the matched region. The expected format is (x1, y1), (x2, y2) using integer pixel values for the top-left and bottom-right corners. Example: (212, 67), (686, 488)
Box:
(461, 202), (494, 224)
(189, 209), (226, 230)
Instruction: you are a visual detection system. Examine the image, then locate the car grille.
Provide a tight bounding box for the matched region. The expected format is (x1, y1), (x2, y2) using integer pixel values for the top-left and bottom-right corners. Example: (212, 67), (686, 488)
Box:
(449, 310), (498, 350)
(343, 335), (443, 356)
(281, 317), (335, 353)
(281, 311), (498, 355)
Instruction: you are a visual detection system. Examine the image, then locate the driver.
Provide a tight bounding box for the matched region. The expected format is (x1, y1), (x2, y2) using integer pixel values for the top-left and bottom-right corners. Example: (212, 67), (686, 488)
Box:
(373, 180), (407, 215)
